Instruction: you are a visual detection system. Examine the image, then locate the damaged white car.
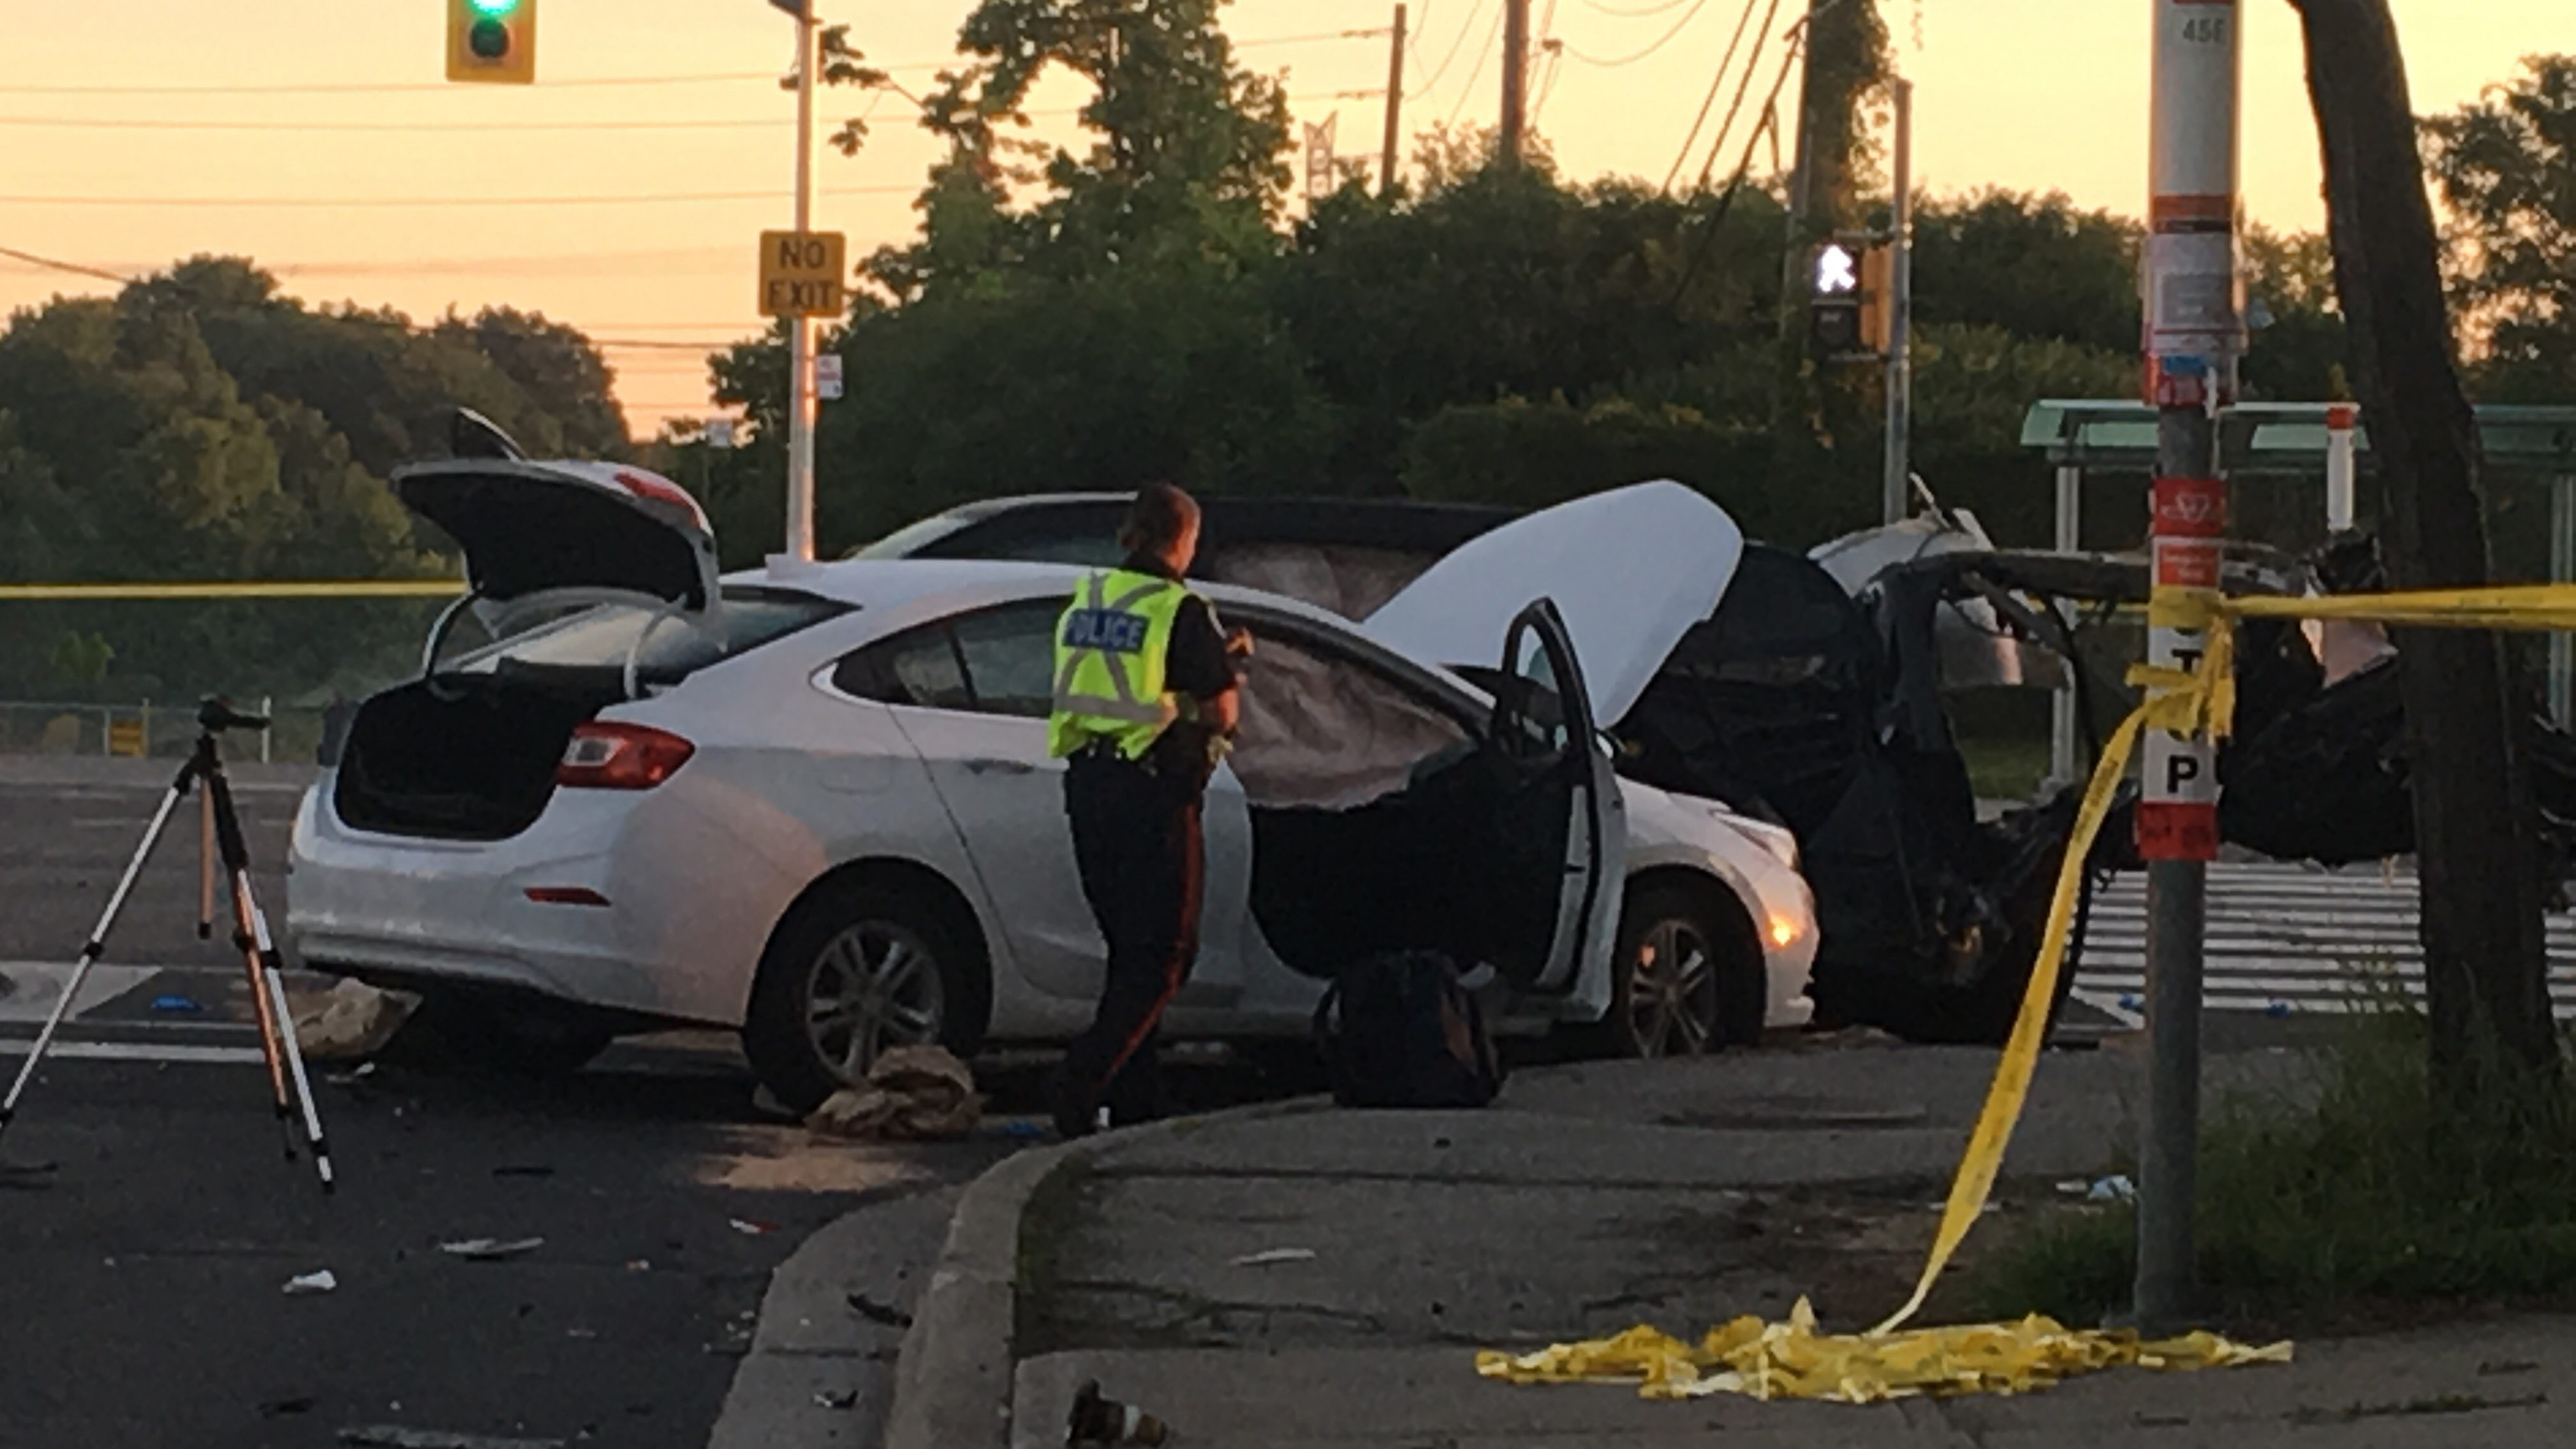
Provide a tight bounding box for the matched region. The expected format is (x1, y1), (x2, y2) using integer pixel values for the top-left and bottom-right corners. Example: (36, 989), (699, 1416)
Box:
(286, 459), (1814, 1108)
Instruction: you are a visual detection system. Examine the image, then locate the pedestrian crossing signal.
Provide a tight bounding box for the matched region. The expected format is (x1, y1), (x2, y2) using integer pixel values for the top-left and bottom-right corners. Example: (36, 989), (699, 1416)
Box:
(448, 0), (537, 85)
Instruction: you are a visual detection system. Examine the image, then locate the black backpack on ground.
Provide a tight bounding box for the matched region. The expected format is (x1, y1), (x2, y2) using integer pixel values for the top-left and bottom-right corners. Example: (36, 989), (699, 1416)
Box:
(1311, 951), (1505, 1109)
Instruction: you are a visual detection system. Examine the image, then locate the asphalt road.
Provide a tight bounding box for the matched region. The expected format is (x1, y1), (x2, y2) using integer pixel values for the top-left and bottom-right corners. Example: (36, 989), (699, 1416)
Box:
(0, 760), (1016, 1448)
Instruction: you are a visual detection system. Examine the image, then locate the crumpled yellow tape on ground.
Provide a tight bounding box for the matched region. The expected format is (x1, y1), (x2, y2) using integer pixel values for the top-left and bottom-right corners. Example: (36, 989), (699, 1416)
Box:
(1483, 581), (2576, 1403)
(1476, 1296), (2294, 1402)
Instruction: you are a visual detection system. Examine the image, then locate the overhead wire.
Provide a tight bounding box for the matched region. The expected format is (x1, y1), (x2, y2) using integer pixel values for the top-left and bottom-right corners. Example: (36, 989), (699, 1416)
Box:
(1443, 1), (1510, 123)
(0, 242), (762, 353)
(1692, 0), (1789, 193)
(1670, 15), (1806, 302)
(1661, 0), (1764, 191)
(1411, 0), (1492, 101)
(1559, 0), (1715, 67)
(0, 186), (918, 208)
(1579, 0), (1701, 16)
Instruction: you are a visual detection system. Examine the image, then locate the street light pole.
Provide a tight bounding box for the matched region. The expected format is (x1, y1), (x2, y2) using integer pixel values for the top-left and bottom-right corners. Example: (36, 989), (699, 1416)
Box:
(785, 4), (820, 562)
(1882, 75), (1915, 526)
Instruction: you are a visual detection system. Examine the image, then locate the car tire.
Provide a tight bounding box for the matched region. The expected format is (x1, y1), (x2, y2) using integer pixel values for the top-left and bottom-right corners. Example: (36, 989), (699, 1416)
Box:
(743, 877), (989, 1116)
(1576, 880), (1766, 1059)
(397, 990), (615, 1076)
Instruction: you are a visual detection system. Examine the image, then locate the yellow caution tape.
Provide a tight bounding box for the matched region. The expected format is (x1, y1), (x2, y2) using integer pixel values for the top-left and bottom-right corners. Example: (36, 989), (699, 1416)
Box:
(0, 581), (466, 601)
(1487, 579), (2576, 1402)
(1477, 1296), (2292, 1402)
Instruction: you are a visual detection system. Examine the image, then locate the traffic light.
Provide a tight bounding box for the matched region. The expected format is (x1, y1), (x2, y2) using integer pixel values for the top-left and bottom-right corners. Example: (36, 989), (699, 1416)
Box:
(448, 0), (537, 86)
(1859, 243), (1896, 356)
(1808, 241), (1864, 358)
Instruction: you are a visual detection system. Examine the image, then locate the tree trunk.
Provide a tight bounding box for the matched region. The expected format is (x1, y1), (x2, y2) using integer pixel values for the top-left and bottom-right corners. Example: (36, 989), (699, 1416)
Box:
(2290, 0), (2561, 1097)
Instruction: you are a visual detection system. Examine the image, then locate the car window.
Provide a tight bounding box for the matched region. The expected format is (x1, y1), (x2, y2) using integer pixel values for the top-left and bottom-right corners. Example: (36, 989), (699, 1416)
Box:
(949, 603), (1060, 717)
(832, 601), (1061, 719)
(456, 588), (843, 683)
(1229, 620), (1474, 810)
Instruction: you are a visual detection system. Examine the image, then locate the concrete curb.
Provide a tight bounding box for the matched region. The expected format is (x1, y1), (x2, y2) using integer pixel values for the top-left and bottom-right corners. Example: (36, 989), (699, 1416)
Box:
(881, 1099), (1328, 1449)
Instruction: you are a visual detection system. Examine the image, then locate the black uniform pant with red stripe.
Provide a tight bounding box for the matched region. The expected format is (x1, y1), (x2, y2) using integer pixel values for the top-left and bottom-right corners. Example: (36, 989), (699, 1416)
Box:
(1060, 751), (1204, 1133)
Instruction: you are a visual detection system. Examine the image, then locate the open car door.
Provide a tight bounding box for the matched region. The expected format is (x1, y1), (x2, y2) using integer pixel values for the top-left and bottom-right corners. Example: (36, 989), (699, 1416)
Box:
(1491, 599), (1626, 995)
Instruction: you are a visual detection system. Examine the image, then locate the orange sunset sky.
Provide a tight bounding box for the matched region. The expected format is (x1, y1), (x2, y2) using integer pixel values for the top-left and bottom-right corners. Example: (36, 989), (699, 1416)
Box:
(1, 1), (2564, 436)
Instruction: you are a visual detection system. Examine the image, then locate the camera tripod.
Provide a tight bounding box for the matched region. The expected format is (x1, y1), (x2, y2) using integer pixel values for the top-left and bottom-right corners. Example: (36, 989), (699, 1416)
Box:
(0, 698), (334, 1192)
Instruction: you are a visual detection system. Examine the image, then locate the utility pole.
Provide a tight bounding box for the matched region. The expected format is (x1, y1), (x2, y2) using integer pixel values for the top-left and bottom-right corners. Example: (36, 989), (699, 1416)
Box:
(2135, 0), (2244, 1336)
(1499, 0), (1529, 168)
(1882, 75), (1915, 526)
(1382, 4), (1408, 197)
(783, 2), (820, 562)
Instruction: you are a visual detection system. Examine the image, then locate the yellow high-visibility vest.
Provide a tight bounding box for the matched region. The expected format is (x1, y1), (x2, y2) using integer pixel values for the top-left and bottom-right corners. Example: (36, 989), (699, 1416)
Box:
(1049, 569), (1193, 760)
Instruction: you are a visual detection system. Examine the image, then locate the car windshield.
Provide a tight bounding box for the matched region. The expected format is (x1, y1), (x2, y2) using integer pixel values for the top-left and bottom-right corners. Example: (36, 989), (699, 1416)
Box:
(847, 514), (973, 560)
(453, 588), (845, 682)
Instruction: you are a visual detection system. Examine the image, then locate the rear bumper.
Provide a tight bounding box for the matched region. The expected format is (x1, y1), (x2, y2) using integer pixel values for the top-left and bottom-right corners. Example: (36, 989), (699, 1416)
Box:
(284, 772), (748, 1025)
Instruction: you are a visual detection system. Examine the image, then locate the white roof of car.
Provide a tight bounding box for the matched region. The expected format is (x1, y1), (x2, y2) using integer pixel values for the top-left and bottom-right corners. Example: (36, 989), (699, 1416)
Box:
(730, 556), (1363, 635)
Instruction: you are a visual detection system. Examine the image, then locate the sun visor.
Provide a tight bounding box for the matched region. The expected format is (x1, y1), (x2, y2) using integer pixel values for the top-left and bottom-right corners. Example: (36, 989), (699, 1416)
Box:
(1365, 480), (1744, 723)
(392, 460), (720, 615)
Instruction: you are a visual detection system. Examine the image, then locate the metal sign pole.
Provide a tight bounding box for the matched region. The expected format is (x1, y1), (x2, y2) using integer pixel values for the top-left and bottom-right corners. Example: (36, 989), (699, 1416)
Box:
(786, 6), (820, 562)
(2136, 0), (2245, 1336)
(1882, 76), (1915, 528)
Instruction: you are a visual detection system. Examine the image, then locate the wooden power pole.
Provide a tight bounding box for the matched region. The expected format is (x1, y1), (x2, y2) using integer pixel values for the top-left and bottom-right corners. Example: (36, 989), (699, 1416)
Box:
(1500, 0), (1529, 168)
(1383, 4), (1407, 197)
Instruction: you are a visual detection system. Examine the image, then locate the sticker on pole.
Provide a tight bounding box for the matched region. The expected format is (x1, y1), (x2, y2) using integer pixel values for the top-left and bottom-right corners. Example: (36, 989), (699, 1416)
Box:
(758, 231), (848, 319)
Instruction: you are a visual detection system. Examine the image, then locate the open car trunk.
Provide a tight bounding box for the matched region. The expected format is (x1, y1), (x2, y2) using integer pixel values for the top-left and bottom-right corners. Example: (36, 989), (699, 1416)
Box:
(333, 665), (627, 841)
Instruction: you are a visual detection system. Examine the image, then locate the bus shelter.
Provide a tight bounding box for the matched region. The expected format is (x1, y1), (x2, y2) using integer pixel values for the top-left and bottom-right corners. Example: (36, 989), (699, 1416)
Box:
(2020, 400), (2576, 785)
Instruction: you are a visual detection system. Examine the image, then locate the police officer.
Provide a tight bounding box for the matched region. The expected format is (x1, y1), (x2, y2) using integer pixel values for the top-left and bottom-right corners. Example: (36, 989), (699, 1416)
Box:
(1048, 484), (1246, 1138)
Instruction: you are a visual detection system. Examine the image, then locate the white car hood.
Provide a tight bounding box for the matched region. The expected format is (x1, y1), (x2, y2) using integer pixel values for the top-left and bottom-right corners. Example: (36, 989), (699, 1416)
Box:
(1364, 480), (1743, 722)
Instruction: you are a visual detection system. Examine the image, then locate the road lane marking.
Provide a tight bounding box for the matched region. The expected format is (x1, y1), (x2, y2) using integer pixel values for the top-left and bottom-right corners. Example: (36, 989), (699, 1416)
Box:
(0, 1039), (266, 1064)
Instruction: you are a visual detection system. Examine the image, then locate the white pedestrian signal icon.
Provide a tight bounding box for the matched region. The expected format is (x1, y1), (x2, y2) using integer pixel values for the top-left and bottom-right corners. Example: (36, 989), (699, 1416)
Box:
(1814, 244), (1860, 297)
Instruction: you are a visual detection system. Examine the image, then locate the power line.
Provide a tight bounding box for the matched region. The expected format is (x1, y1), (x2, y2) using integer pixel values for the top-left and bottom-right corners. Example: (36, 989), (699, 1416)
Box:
(1663, 0), (1765, 191)
(0, 187), (917, 209)
(1693, 0), (1791, 191)
(0, 114), (790, 134)
(0, 72), (785, 96)
(1444, 1), (1509, 123)
(0, 241), (763, 353)
(1411, 0), (1492, 101)
(1560, 0), (1717, 66)
(1579, 0), (1701, 16)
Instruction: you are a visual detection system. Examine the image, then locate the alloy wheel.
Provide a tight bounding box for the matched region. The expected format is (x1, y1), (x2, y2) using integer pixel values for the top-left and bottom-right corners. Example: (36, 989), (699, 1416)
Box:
(805, 920), (946, 1083)
(1625, 917), (1717, 1057)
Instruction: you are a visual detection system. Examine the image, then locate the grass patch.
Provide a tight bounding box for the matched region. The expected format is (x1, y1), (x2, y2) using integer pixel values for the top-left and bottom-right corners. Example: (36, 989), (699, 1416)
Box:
(1965, 1003), (2576, 1328)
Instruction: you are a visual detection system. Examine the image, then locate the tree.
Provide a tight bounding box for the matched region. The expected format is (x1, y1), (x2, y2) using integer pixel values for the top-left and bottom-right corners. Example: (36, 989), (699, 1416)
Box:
(2290, 1), (2561, 1117)
(2426, 54), (2576, 403)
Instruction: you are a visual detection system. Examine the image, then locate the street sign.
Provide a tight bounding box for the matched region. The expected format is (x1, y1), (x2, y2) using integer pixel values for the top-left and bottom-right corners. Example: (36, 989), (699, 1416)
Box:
(758, 231), (847, 319)
(705, 418), (737, 450)
(2138, 475), (2227, 862)
(815, 354), (845, 401)
(108, 719), (145, 758)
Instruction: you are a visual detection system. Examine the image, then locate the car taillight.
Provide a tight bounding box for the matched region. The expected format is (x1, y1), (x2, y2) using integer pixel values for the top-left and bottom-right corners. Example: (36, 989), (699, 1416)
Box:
(558, 723), (694, 790)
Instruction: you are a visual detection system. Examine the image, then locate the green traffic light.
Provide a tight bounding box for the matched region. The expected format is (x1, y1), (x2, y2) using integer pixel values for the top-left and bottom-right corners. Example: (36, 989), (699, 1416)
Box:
(468, 0), (520, 15)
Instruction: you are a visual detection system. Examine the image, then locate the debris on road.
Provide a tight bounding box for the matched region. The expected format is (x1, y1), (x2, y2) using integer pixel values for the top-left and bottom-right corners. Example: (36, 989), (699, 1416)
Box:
(1230, 1248), (1319, 1268)
(845, 1291), (912, 1329)
(1067, 1380), (1171, 1446)
(294, 980), (420, 1061)
(0, 1160), (60, 1190)
(2087, 1174), (2138, 1204)
(150, 994), (205, 1015)
(439, 1237), (545, 1261)
(806, 1045), (981, 1142)
(337, 1427), (568, 1449)
(284, 1269), (339, 1296)
(258, 1396), (317, 1418)
(728, 1218), (778, 1236)
(811, 1390), (859, 1411)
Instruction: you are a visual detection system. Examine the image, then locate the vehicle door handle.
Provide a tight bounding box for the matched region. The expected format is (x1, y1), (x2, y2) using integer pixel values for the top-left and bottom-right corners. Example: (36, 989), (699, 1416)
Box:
(964, 758), (1038, 777)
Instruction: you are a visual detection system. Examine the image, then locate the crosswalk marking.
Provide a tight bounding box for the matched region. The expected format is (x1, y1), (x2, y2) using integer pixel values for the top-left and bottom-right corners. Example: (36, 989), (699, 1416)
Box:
(2071, 862), (2576, 1018)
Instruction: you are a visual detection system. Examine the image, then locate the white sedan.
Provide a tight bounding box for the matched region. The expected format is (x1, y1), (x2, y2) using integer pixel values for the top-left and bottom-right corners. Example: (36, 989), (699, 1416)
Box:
(286, 462), (1816, 1109)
